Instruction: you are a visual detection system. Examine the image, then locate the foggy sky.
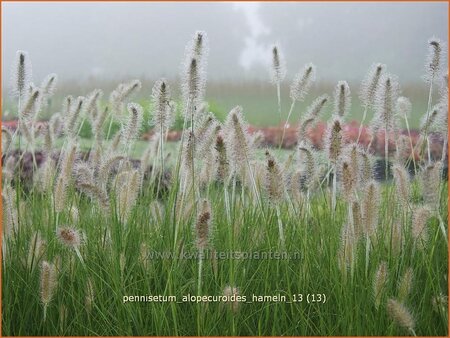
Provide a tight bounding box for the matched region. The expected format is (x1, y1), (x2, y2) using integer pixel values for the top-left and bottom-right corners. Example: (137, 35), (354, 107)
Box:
(2, 2), (448, 87)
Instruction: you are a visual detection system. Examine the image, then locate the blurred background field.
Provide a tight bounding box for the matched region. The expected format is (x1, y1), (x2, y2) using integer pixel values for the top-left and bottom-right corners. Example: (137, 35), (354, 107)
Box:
(1, 80), (430, 129)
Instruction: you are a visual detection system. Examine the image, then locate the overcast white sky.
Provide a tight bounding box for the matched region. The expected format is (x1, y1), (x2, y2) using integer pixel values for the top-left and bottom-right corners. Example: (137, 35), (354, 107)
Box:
(2, 2), (448, 86)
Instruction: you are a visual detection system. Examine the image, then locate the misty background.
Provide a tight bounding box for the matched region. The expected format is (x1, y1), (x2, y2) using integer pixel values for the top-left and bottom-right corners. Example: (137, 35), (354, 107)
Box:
(2, 2), (448, 83)
(1, 2), (448, 127)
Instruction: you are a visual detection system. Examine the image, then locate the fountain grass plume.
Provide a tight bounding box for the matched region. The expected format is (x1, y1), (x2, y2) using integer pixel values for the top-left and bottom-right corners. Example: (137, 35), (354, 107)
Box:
(270, 45), (286, 86)
(398, 267), (413, 302)
(420, 161), (442, 208)
(264, 150), (286, 247)
(182, 31), (208, 115)
(372, 73), (400, 178)
(297, 141), (316, 182)
(121, 103), (143, 151)
(373, 73), (401, 134)
(357, 63), (385, 143)
(65, 96), (85, 139)
(2, 126), (13, 154)
(296, 117), (315, 145)
(10, 50), (33, 100)
(373, 261), (388, 310)
(84, 89), (103, 123)
(325, 116), (344, 213)
(359, 63), (386, 109)
(40, 261), (57, 321)
(387, 299), (416, 335)
(20, 87), (41, 123)
(326, 116), (344, 165)
(338, 222), (357, 277)
(224, 106), (252, 180)
(281, 63), (316, 147)
(340, 160), (357, 203)
(424, 38), (444, 84)
(40, 73), (58, 100)
(76, 180), (110, 214)
(392, 164), (410, 213)
(412, 206), (431, 249)
(362, 180), (380, 238)
(291, 95), (328, 146)
(151, 79), (173, 134)
(214, 133), (230, 183)
(264, 150), (285, 206)
(290, 63), (315, 102)
(334, 81), (351, 118)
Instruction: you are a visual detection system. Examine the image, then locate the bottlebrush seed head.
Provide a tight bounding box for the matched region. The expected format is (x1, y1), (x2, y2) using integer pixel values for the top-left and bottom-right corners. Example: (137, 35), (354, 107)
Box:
(352, 201), (362, 238)
(306, 94), (329, 119)
(396, 97), (412, 118)
(373, 261), (388, 310)
(270, 45), (286, 85)
(398, 267), (413, 302)
(373, 73), (400, 133)
(40, 261), (57, 306)
(387, 299), (415, 332)
(215, 134), (229, 183)
(40, 73), (58, 99)
(94, 107), (108, 140)
(181, 31), (208, 109)
(181, 131), (195, 180)
(362, 180), (380, 237)
(340, 160), (356, 202)
(63, 95), (74, 116)
(121, 103), (143, 146)
(85, 278), (95, 312)
(412, 205), (431, 246)
(195, 113), (215, 148)
(76, 181), (110, 214)
(338, 222), (356, 273)
(60, 142), (77, 181)
(2, 127), (12, 153)
(391, 221), (403, 257)
(345, 143), (360, 184)
(394, 135), (411, 165)
(420, 161), (442, 208)
(393, 164), (410, 212)
(334, 81), (351, 118)
(56, 226), (82, 248)
(297, 117), (315, 144)
(420, 104), (441, 134)
(109, 80), (142, 116)
(121, 80), (142, 100)
(195, 199), (212, 250)
(85, 89), (103, 121)
(193, 31), (209, 62)
(290, 63), (316, 102)
(20, 87), (41, 122)
(359, 63), (385, 108)
(11, 50), (33, 98)
(197, 120), (220, 159)
(182, 57), (204, 111)
(54, 176), (68, 214)
(66, 96), (85, 138)
(224, 106), (252, 178)
(151, 79), (173, 133)
(325, 116), (344, 164)
(264, 150), (285, 205)
(298, 141), (316, 184)
(425, 37), (444, 83)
